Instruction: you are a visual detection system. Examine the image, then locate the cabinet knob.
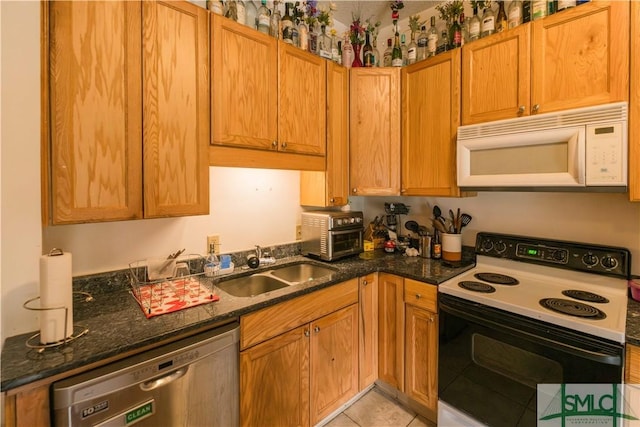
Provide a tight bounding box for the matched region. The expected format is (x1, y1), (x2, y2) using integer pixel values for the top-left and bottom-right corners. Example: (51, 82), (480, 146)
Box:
(314, 326), (320, 333)
(281, 141), (287, 150)
(272, 140), (278, 149)
(518, 105), (526, 115)
(329, 198), (335, 203)
(429, 315), (435, 322)
(532, 104), (540, 114)
(400, 189), (406, 193)
(304, 329), (310, 337)
(362, 280), (368, 286)
(416, 294), (421, 299)
(352, 188), (358, 194)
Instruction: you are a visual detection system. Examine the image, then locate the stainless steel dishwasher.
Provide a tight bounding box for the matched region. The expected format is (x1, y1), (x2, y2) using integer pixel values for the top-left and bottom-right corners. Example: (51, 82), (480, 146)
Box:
(52, 321), (239, 427)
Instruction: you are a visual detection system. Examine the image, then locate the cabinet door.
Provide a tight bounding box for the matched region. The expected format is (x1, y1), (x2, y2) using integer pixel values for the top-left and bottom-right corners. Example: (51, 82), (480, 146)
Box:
(405, 305), (438, 414)
(359, 273), (378, 390)
(402, 51), (461, 197)
(143, 0), (209, 218)
(4, 385), (50, 427)
(630, 0), (640, 202)
(211, 15), (277, 150)
(240, 325), (310, 427)
(350, 68), (401, 196)
(531, 1), (629, 114)
(300, 62), (349, 207)
(626, 344), (640, 383)
(48, 1), (143, 224)
(310, 304), (359, 425)
(461, 23), (531, 125)
(378, 273), (404, 391)
(279, 42), (327, 155)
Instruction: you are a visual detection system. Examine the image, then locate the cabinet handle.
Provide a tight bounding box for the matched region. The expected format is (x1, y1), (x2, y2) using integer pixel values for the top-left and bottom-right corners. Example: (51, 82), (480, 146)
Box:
(314, 326), (320, 333)
(400, 189), (406, 193)
(281, 141), (287, 150)
(272, 140), (278, 149)
(429, 315), (435, 322)
(304, 329), (310, 337)
(416, 293), (421, 299)
(532, 104), (540, 114)
(518, 105), (526, 115)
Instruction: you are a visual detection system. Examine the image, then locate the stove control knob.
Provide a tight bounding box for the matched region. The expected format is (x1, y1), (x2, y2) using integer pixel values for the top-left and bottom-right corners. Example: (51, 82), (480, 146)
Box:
(481, 240), (494, 252)
(582, 253), (599, 267)
(552, 250), (566, 262)
(601, 255), (618, 270)
(495, 242), (507, 253)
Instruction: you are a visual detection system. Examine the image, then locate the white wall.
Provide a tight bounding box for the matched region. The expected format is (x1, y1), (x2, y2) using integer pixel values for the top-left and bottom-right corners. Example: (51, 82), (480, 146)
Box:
(1, 1), (43, 343)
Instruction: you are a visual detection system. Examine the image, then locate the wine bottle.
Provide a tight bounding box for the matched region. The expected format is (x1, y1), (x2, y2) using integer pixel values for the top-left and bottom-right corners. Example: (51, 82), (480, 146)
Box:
(383, 38), (393, 67)
(257, 0), (270, 34)
(496, 1), (508, 32)
(416, 25), (428, 61)
(427, 16), (438, 57)
(281, 2), (294, 44)
(391, 30), (402, 67)
(452, 15), (462, 48)
(508, 0), (523, 29)
(480, 5), (496, 38)
(400, 34), (408, 66)
(363, 31), (374, 67)
(407, 31), (417, 64)
(269, 1), (281, 39)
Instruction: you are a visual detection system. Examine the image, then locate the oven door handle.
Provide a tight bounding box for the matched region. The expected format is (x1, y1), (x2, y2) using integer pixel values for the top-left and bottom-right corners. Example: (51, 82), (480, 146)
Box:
(440, 301), (622, 366)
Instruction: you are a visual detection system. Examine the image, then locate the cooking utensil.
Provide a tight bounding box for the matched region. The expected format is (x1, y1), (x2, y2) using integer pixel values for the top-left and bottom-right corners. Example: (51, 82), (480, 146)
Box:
(433, 205), (442, 222)
(418, 225), (429, 236)
(431, 218), (447, 234)
(405, 220), (419, 233)
(460, 213), (473, 230)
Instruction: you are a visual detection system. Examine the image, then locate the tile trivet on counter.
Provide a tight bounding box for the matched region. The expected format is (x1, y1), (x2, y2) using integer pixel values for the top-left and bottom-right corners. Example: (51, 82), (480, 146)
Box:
(131, 277), (219, 318)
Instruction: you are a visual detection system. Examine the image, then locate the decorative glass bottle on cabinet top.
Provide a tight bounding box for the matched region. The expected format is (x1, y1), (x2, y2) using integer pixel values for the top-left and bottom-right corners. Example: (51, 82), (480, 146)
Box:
(256, 0), (270, 34)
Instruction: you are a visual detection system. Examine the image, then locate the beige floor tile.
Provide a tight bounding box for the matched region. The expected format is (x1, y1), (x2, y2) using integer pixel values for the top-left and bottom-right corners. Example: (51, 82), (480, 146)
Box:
(343, 389), (416, 427)
(324, 413), (360, 427)
(408, 415), (436, 427)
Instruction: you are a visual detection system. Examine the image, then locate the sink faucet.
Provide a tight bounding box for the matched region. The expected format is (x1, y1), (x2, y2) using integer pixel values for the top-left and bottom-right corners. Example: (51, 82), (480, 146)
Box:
(256, 245), (276, 265)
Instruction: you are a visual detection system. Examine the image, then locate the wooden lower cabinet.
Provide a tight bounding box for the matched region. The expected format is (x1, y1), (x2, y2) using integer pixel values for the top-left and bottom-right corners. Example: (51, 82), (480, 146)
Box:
(310, 305), (359, 424)
(240, 279), (360, 427)
(359, 273), (378, 390)
(378, 273), (405, 391)
(405, 305), (438, 417)
(626, 344), (640, 382)
(240, 325), (310, 427)
(4, 385), (50, 427)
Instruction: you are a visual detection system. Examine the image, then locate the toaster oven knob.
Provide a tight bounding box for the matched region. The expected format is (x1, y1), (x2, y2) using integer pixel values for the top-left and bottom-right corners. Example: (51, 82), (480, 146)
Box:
(495, 242), (507, 253)
(582, 253), (598, 267)
(601, 255), (618, 270)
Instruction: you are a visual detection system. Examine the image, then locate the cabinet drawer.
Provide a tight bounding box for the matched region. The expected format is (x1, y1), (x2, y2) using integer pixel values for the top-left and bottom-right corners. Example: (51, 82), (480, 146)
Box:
(241, 279), (359, 349)
(627, 344), (640, 383)
(404, 279), (437, 312)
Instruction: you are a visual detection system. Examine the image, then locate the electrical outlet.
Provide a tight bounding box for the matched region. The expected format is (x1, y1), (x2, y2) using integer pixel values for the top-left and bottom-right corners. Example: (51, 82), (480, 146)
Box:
(207, 235), (220, 254)
(296, 225), (302, 241)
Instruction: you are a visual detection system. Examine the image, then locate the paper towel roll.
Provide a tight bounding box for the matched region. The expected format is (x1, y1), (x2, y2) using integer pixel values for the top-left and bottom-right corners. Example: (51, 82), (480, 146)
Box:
(39, 250), (73, 344)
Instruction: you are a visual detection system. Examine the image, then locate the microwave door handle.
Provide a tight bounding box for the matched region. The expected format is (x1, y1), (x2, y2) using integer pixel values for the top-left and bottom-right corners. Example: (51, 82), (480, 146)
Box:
(571, 128), (586, 185)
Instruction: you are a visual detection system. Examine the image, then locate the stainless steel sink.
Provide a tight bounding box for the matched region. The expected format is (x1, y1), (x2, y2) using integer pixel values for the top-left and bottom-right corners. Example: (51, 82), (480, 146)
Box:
(216, 274), (289, 298)
(270, 263), (337, 284)
(216, 262), (338, 297)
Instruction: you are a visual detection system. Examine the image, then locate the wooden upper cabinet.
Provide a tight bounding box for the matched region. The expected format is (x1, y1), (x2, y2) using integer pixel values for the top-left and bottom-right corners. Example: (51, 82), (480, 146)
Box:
(143, 0), (210, 218)
(211, 15), (277, 150)
(402, 50), (461, 196)
(300, 62), (349, 207)
(462, 1), (629, 125)
(48, 1), (143, 224)
(350, 68), (401, 196)
(278, 42), (327, 155)
(531, 1), (629, 114)
(47, 0), (209, 224)
(630, 0), (640, 202)
(461, 23), (531, 125)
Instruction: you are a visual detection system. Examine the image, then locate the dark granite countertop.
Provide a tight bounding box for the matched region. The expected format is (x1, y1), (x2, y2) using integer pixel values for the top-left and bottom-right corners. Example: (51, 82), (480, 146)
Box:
(627, 297), (640, 347)
(1, 251), (475, 392)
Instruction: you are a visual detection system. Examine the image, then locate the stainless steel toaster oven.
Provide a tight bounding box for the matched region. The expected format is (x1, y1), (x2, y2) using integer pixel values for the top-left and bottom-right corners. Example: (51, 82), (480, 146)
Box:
(301, 211), (364, 261)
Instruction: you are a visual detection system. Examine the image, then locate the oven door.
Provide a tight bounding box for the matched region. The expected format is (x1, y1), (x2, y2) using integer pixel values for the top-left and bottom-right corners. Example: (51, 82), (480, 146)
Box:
(327, 227), (363, 260)
(438, 294), (624, 427)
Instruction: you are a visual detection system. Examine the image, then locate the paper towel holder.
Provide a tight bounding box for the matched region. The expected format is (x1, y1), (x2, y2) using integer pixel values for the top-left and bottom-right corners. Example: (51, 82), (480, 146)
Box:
(22, 291), (91, 352)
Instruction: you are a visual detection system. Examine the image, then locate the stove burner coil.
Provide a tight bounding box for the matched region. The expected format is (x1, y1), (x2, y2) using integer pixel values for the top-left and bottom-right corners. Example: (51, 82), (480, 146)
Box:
(561, 290), (609, 304)
(458, 281), (496, 293)
(474, 272), (520, 286)
(539, 298), (606, 320)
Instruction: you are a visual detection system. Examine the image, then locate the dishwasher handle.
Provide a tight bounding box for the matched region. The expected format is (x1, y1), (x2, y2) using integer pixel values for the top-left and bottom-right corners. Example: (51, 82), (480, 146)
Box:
(139, 367), (188, 392)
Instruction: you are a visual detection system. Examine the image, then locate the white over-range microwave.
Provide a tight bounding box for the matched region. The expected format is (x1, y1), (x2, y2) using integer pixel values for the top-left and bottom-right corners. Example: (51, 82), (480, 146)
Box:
(456, 102), (628, 192)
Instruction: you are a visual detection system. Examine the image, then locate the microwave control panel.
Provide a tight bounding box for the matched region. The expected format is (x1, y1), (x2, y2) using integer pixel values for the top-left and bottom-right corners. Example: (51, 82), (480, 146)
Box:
(585, 123), (626, 186)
